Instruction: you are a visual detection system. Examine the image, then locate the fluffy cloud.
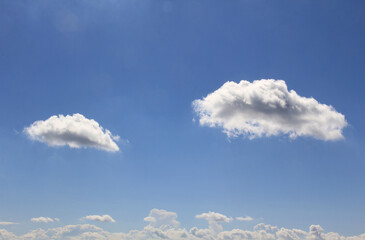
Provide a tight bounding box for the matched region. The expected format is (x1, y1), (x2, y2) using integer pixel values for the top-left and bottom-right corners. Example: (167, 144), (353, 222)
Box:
(30, 217), (58, 223)
(196, 212), (233, 234)
(144, 209), (180, 228)
(83, 215), (115, 223)
(193, 79), (347, 141)
(24, 113), (120, 152)
(1, 209), (365, 240)
(0, 222), (18, 225)
(196, 212), (232, 223)
(236, 216), (253, 221)
(0, 229), (17, 239)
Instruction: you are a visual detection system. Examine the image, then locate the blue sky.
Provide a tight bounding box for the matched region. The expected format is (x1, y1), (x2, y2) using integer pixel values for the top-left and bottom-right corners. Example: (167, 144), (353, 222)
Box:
(0, 0), (365, 239)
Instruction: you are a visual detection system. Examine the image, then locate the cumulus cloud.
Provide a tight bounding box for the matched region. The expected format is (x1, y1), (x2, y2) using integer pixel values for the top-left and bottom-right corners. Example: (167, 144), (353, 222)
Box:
(0, 222), (18, 225)
(24, 113), (120, 152)
(196, 212), (232, 223)
(1, 209), (365, 240)
(196, 211), (233, 233)
(236, 216), (253, 221)
(30, 217), (58, 223)
(83, 215), (115, 223)
(144, 209), (180, 228)
(193, 79), (347, 141)
(0, 229), (17, 240)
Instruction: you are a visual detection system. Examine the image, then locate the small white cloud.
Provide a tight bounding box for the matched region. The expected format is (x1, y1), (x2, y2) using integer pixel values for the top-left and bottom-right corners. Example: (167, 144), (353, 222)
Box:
(236, 216), (253, 221)
(24, 113), (120, 152)
(83, 215), (115, 223)
(30, 217), (56, 223)
(193, 79), (347, 141)
(0, 222), (18, 225)
(144, 209), (180, 228)
(196, 212), (232, 223)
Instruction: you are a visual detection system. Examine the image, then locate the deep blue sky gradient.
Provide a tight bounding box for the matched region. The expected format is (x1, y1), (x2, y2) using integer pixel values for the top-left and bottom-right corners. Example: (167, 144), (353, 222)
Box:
(0, 0), (364, 236)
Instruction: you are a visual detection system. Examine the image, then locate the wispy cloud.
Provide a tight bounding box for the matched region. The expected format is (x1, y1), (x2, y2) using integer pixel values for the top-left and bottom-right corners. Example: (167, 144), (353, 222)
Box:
(236, 216), (253, 221)
(30, 217), (59, 223)
(193, 79), (347, 141)
(0, 222), (18, 225)
(24, 113), (120, 152)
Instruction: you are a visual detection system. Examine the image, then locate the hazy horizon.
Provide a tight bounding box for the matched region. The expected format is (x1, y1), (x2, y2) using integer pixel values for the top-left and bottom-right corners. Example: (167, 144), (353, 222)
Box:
(1, 0), (364, 239)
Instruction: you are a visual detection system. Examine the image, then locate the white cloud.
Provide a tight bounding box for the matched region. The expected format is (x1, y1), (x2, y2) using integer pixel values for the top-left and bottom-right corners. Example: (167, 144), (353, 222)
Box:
(308, 225), (325, 240)
(0, 229), (17, 240)
(255, 223), (279, 233)
(83, 215), (115, 223)
(30, 217), (57, 223)
(236, 216), (253, 221)
(2, 209), (365, 240)
(24, 113), (120, 152)
(218, 228), (276, 240)
(193, 79), (347, 141)
(144, 209), (180, 228)
(196, 212), (232, 223)
(190, 227), (214, 239)
(275, 227), (307, 240)
(0, 222), (18, 225)
(196, 211), (233, 234)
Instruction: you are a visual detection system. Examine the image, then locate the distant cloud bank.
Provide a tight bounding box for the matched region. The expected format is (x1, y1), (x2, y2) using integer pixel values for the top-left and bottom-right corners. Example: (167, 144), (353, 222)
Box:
(193, 79), (347, 141)
(1, 209), (364, 239)
(83, 215), (115, 223)
(24, 113), (120, 152)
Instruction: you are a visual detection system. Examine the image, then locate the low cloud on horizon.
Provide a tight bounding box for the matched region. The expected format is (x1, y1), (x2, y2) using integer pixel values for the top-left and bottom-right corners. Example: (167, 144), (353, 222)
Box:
(193, 79), (347, 141)
(1, 209), (364, 240)
(24, 113), (120, 152)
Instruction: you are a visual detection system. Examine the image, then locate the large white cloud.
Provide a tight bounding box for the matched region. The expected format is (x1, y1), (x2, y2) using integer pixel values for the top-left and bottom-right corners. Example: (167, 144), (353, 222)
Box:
(83, 215), (115, 223)
(193, 79), (347, 141)
(1, 209), (365, 240)
(30, 217), (58, 223)
(24, 114), (120, 152)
